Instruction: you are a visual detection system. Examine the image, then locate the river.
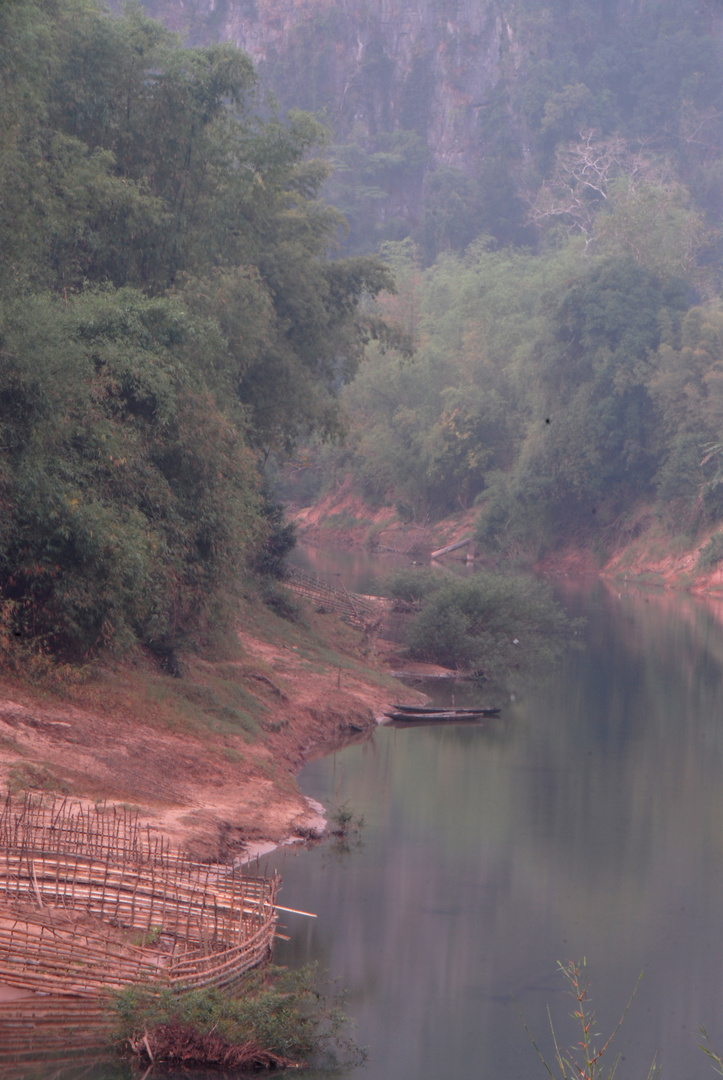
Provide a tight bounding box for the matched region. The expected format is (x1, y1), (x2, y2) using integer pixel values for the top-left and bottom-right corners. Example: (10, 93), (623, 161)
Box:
(271, 550), (723, 1079)
(6, 553), (723, 1079)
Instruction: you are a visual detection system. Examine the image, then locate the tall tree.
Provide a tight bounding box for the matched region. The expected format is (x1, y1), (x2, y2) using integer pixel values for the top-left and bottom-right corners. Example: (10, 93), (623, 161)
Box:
(0, 0), (396, 661)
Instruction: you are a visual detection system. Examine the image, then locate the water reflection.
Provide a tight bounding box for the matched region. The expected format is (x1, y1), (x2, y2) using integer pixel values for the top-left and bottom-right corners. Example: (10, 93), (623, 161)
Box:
(0, 993), (118, 1080)
(7, 572), (723, 1078)
(289, 544), (412, 597)
(272, 579), (723, 1080)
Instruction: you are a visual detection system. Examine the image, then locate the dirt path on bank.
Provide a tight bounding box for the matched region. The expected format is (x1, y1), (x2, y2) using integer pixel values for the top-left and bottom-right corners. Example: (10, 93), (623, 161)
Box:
(0, 605), (419, 863)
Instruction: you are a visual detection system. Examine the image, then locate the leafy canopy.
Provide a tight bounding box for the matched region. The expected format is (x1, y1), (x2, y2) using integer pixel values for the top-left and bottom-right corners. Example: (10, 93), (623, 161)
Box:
(0, 0), (395, 662)
(395, 571), (581, 679)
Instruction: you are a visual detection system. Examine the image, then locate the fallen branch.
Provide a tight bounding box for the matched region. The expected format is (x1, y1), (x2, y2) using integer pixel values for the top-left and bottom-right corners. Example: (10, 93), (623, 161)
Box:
(130, 1023), (304, 1070)
(431, 538), (473, 560)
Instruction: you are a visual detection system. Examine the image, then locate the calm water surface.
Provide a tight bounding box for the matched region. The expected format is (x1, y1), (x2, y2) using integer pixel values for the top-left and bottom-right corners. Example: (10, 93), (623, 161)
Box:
(9, 557), (723, 1079)
(270, 561), (723, 1079)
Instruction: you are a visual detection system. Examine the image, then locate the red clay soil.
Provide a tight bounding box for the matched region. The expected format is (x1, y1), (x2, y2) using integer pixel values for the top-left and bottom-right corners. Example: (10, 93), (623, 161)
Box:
(0, 602), (418, 863)
(291, 474), (479, 555)
(4, 492), (721, 865)
(535, 517), (723, 594)
(294, 477), (723, 594)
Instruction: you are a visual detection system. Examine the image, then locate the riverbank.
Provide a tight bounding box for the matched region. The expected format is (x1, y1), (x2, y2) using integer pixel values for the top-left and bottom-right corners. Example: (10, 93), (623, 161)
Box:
(5, 496), (722, 866)
(292, 478), (723, 594)
(0, 587), (412, 862)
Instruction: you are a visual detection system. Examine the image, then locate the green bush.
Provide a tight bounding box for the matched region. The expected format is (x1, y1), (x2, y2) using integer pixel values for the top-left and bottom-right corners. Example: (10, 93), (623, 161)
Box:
(112, 965), (364, 1070)
(259, 579), (303, 622)
(0, 290), (261, 662)
(384, 568), (441, 603)
(696, 532), (723, 572)
(252, 491), (297, 579)
(404, 572), (581, 678)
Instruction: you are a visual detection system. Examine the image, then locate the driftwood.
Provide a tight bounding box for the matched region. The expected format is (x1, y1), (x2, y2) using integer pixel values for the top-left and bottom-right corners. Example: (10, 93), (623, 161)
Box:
(430, 538), (476, 561)
(129, 1023), (303, 1070)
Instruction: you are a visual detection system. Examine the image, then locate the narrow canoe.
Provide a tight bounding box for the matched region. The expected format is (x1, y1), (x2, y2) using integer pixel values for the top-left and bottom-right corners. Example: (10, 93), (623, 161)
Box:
(390, 704), (500, 716)
(384, 707), (500, 722)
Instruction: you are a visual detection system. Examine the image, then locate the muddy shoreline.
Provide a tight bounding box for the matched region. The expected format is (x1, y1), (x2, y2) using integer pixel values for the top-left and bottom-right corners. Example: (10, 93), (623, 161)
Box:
(5, 489), (723, 871)
(292, 480), (723, 595)
(0, 595), (425, 864)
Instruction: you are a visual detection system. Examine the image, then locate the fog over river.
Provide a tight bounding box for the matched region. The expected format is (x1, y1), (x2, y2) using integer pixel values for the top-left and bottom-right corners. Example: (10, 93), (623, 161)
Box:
(273, 550), (723, 1079)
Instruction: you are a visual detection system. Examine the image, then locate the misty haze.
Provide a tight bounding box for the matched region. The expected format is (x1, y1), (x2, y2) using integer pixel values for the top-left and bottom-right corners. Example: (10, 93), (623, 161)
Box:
(3, 1), (723, 1077)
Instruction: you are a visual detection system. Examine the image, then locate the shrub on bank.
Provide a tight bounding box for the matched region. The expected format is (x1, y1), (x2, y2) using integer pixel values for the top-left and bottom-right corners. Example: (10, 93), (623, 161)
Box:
(403, 572), (581, 678)
(113, 964), (365, 1071)
(696, 531), (723, 573)
(384, 569), (441, 604)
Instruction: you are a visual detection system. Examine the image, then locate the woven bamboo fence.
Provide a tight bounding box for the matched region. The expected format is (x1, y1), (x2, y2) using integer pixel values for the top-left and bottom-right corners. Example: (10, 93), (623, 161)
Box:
(284, 565), (380, 628)
(0, 794), (279, 999)
(284, 565), (421, 646)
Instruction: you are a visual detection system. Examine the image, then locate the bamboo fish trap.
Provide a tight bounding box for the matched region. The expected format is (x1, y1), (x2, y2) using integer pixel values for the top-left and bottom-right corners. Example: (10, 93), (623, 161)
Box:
(0, 793), (279, 999)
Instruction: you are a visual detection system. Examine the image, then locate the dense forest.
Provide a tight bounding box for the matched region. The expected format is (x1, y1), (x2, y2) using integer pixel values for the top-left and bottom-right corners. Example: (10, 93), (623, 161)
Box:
(0, 0), (393, 667)
(6, 0), (723, 667)
(235, 0), (723, 560)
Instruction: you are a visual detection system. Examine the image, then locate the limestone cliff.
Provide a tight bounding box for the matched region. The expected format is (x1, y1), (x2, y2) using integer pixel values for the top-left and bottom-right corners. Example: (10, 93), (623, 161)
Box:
(136, 0), (723, 167)
(135, 0), (527, 169)
(131, 0), (723, 251)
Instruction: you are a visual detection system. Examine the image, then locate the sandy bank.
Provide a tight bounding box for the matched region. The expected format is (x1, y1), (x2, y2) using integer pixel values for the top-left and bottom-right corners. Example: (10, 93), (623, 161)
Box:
(0, 596), (416, 863)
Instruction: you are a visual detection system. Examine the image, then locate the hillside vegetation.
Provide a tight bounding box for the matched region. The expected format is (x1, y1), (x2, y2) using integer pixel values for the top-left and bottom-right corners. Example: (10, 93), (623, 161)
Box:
(6, 0), (723, 676)
(246, 0), (723, 565)
(0, 0), (393, 669)
(312, 240), (723, 562)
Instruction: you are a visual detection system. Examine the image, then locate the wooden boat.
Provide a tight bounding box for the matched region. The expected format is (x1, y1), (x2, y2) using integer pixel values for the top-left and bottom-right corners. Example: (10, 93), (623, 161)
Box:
(384, 705), (500, 722)
(391, 704), (498, 715)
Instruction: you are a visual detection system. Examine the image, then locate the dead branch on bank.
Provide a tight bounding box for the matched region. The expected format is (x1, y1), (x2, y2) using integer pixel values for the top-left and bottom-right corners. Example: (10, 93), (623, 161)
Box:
(129, 1023), (304, 1070)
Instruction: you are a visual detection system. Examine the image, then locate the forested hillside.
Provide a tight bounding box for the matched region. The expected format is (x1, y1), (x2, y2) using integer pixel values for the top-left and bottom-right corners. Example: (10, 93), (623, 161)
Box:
(6, 0), (723, 677)
(0, 0), (392, 668)
(165, 0), (723, 564)
(323, 240), (723, 559)
(135, 0), (723, 258)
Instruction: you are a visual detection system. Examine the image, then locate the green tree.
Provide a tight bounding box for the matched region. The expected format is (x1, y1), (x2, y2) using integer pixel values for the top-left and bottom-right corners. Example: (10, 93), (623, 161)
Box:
(478, 258), (687, 549)
(649, 304), (723, 526)
(0, 289), (261, 662)
(404, 572), (579, 679)
(0, 0), (398, 664)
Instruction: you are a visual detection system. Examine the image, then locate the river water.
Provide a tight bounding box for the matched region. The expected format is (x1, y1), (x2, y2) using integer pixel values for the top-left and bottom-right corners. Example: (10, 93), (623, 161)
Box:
(6, 553), (723, 1079)
(271, 552), (723, 1080)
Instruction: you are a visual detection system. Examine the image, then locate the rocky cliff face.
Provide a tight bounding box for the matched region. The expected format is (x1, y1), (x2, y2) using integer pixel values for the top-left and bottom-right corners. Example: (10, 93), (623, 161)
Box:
(138, 0), (723, 166)
(136, 0), (524, 169)
(133, 0), (723, 251)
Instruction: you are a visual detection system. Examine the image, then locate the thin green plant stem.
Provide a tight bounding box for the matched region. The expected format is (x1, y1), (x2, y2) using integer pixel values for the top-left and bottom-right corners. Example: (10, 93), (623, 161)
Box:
(516, 959), (655, 1080)
(700, 1026), (723, 1076)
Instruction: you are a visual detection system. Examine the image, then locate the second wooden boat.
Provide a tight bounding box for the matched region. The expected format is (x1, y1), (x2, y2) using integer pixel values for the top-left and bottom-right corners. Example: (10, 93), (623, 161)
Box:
(391, 704), (498, 715)
(384, 705), (500, 721)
